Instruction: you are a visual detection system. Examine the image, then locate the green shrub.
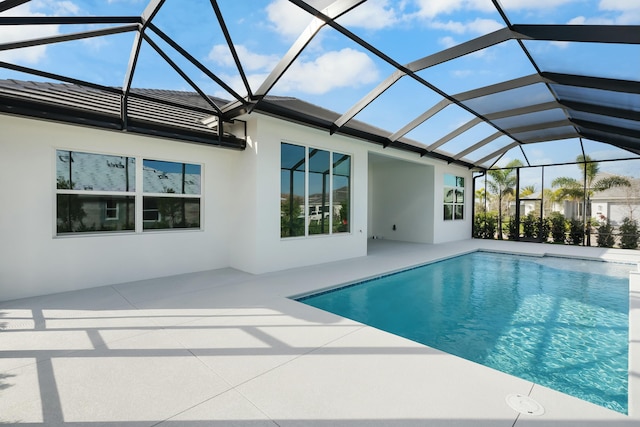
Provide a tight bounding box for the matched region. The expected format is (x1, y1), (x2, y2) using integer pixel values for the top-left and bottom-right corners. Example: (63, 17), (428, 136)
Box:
(539, 217), (551, 242)
(522, 213), (536, 239)
(549, 213), (567, 244)
(568, 219), (584, 245)
(507, 216), (519, 240)
(473, 214), (484, 238)
(619, 217), (639, 249)
(597, 221), (615, 248)
(484, 213), (497, 239)
(473, 213), (498, 239)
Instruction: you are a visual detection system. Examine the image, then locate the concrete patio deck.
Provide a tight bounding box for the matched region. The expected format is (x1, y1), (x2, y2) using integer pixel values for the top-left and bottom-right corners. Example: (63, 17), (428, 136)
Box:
(1, 239), (639, 426)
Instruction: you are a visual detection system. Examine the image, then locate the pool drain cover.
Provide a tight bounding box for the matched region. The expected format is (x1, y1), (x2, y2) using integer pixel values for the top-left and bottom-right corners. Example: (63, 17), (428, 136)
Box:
(506, 394), (545, 416)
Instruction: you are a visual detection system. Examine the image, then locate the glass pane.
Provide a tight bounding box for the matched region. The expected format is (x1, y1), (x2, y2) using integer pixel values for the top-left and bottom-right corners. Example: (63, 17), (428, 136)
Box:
(582, 139), (640, 162)
(463, 135), (514, 163)
(492, 109), (567, 131)
(308, 149), (330, 235)
(444, 188), (454, 203)
(281, 143), (305, 238)
(417, 40), (536, 94)
(142, 197), (200, 230)
(521, 138), (584, 165)
(550, 84), (640, 112)
(457, 177), (465, 187)
(333, 153), (350, 234)
(454, 204), (464, 220)
(437, 122), (497, 158)
(57, 195), (134, 234)
(524, 41), (640, 82)
(444, 204), (453, 221)
(456, 189), (465, 204)
(570, 111), (640, 132)
(143, 160), (201, 195)
(511, 126), (576, 144)
(444, 174), (456, 187)
(56, 150), (135, 192)
(462, 83), (555, 116)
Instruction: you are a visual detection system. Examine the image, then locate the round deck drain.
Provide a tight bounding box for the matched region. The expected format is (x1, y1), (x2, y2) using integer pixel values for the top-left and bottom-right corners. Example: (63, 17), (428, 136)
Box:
(505, 394), (545, 416)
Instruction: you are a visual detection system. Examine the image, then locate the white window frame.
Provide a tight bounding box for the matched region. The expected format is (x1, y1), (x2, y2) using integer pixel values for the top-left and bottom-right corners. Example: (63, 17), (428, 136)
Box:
(54, 148), (203, 236)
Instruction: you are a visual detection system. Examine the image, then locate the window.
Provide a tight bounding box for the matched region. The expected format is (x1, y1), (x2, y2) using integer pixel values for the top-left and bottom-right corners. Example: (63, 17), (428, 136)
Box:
(281, 143), (351, 238)
(105, 199), (119, 220)
(142, 160), (201, 230)
(444, 174), (464, 220)
(55, 150), (201, 235)
(56, 150), (135, 233)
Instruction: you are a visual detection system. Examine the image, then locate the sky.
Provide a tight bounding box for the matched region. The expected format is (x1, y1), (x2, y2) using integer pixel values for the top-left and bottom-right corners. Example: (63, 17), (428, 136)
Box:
(0, 0), (638, 179)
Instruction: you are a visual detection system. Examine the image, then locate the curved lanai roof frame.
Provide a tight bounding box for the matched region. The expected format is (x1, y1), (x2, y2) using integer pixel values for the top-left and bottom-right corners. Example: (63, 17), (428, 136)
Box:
(0, 0), (638, 170)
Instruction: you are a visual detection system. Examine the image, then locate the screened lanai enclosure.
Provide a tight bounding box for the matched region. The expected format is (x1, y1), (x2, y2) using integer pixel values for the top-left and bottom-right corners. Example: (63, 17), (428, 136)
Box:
(1, 0), (639, 247)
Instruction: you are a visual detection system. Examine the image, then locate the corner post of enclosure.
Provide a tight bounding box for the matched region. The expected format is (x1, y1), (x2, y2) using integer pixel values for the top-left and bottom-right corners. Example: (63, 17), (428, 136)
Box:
(629, 267), (640, 417)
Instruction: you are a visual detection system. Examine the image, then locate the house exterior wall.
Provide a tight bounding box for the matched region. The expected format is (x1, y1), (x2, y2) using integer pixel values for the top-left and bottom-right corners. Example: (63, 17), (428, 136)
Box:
(1, 111), (474, 301)
(368, 157), (435, 243)
(0, 114), (236, 301)
(232, 115), (369, 274)
(431, 164), (473, 244)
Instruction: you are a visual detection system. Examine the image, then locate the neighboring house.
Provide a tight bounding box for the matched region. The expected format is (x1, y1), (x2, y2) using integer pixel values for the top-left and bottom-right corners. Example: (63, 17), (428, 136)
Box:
(505, 174), (640, 226)
(590, 176), (640, 226)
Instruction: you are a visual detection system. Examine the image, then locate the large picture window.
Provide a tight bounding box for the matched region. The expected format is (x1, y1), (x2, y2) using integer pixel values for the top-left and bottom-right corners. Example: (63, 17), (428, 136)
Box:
(55, 150), (201, 235)
(444, 174), (464, 221)
(280, 143), (351, 238)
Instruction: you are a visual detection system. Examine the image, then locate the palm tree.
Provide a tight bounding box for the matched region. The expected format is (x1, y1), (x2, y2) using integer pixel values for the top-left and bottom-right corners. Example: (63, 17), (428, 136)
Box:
(552, 154), (631, 244)
(487, 159), (523, 239)
(519, 185), (536, 198)
(475, 188), (488, 213)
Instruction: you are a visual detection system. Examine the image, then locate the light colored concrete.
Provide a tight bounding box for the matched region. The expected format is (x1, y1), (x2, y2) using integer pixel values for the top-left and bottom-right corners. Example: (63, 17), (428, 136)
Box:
(1, 239), (638, 426)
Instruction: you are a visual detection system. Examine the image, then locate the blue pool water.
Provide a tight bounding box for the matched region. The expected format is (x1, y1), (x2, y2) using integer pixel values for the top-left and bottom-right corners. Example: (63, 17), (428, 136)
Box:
(299, 251), (630, 413)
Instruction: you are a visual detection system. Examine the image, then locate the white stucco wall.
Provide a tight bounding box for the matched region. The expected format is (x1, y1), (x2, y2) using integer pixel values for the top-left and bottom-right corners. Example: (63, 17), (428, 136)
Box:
(368, 155), (434, 243)
(367, 152), (472, 244)
(431, 164), (473, 243)
(0, 114), (237, 301)
(231, 115), (369, 274)
(0, 111), (474, 301)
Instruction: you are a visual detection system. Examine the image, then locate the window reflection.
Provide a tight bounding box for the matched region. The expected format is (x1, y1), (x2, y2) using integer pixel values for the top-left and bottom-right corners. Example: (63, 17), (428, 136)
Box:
(444, 173), (465, 221)
(143, 159), (201, 195)
(280, 143), (352, 237)
(309, 149), (330, 235)
(56, 195), (134, 233)
(333, 153), (351, 233)
(281, 143), (306, 237)
(56, 150), (135, 192)
(142, 197), (200, 230)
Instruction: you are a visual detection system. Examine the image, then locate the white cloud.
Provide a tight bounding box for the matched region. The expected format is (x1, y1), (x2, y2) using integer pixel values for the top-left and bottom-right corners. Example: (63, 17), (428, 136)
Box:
(430, 18), (502, 35)
(266, 0), (329, 39)
(208, 44), (379, 96)
(599, 0), (640, 11)
(598, 0), (640, 24)
(430, 20), (466, 34)
(338, 0), (400, 30)
(499, 0), (578, 10)
(439, 36), (458, 48)
(276, 47), (379, 95)
(49, 1), (79, 15)
(0, 3), (62, 64)
(208, 44), (279, 72)
(266, 0), (400, 39)
(413, 0), (494, 19)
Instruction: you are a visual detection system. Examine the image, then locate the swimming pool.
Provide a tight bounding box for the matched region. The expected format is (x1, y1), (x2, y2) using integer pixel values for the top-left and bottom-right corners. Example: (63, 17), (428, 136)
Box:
(298, 251), (630, 413)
